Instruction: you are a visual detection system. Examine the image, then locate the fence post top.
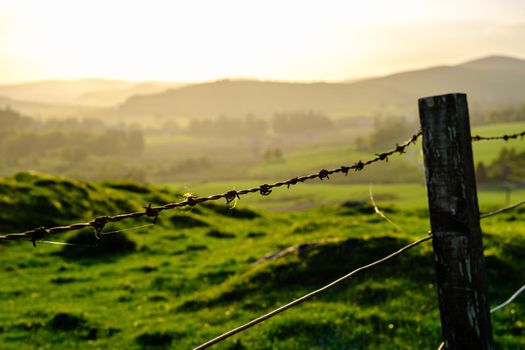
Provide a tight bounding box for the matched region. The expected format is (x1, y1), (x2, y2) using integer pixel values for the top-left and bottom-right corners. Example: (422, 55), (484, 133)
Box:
(418, 93), (467, 109)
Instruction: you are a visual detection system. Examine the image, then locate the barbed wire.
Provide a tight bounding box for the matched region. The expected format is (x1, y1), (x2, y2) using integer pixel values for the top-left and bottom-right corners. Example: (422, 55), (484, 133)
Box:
(1, 129), (524, 246)
(471, 130), (525, 142)
(193, 234), (432, 350)
(0, 130), (422, 246)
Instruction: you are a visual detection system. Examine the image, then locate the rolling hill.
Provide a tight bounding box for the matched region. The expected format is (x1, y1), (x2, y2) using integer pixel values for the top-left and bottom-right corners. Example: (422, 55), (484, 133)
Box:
(0, 79), (186, 107)
(118, 55), (525, 119)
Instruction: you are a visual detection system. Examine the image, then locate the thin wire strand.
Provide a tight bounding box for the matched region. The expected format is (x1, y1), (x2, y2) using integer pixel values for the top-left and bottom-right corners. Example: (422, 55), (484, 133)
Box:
(369, 184), (403, 232)
(491, 284), (525, 313)
(39, 240), (97, 248)
(480, 199), (525, 219)
(193, 235), (432, 350)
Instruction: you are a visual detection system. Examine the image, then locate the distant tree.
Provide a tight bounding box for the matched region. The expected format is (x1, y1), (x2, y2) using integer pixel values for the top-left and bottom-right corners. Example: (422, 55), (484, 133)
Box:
(366, 115), (416, 149)
(187, 114), (268, 137)
(272, 111), (333, 135)
(0, 107), (37, 131)
(127, 128), (145, 154)
(263, 148), (283, 162)
(482, 147), (525, 183)
(476, 162), (488, 183)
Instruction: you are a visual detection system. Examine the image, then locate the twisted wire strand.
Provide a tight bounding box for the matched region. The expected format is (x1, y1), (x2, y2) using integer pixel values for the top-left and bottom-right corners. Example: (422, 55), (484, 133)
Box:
(0, 130), (422, 245)
(471, 130), (525, 142)
(1, 129), (524, 246)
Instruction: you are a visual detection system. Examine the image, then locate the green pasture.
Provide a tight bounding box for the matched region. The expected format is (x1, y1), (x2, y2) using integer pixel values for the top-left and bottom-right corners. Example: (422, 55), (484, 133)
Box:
(1, 173), (524, 349)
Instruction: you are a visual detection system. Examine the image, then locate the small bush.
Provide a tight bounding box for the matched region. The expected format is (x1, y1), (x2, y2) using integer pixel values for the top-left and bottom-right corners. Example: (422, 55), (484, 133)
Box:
(206, 229), (236, 239)
(58, 231), (136, 259)
(49, 312), (87, 331)
(169, 214), (208, 228)
(136, 331), (173, 347)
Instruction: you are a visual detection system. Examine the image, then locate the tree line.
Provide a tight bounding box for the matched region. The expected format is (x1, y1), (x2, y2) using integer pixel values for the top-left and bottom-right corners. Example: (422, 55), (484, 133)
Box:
(0, 107), (144, 162)
(477, 147), (525, 184)
(186, 111), (334, 137)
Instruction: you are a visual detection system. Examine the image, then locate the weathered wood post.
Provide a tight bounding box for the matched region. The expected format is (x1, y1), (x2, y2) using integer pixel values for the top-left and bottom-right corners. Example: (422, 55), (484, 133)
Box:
(418, 93), (493, 349)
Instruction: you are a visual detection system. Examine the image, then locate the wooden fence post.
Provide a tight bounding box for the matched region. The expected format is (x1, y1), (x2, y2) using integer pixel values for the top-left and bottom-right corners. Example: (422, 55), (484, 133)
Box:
(418, 93), (494, 349)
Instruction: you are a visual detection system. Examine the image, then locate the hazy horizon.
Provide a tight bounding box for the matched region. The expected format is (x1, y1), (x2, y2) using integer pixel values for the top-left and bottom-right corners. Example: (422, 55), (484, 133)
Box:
(1, 53), (524, 87)
(1, 0), (525, 84)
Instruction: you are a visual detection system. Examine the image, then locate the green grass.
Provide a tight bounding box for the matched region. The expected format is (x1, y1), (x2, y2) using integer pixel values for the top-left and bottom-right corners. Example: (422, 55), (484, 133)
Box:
(1, 173), (524, 349)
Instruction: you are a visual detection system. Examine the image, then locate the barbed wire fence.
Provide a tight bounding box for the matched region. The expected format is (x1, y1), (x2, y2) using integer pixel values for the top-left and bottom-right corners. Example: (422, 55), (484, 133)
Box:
(1, 98), (525, 348)
(1, 129), (523, 247)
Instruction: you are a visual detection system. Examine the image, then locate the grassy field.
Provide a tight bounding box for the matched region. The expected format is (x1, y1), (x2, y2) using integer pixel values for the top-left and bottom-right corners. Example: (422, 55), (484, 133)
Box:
(1, 173), (524, 349)
(164, 121), (525, 211)
(147, 121), (525, 184)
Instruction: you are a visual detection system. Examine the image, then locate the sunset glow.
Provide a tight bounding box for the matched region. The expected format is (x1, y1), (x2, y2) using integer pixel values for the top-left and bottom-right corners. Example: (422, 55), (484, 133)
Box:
(1, 0), (525, 83)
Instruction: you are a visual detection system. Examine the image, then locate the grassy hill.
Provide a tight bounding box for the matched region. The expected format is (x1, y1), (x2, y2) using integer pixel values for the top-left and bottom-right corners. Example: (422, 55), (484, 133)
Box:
(0, 173), (524, 349)
(118, 55), (525, 119)
(0, 79), (186, 109)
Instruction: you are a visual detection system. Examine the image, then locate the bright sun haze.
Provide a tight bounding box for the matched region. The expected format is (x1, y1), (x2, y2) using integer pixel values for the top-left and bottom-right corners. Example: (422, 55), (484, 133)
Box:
(1, 0), (525, 83)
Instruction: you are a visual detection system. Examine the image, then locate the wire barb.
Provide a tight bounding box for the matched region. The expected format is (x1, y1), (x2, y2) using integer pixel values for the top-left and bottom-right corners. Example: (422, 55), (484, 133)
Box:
(224, 190), (240, 205)
(144, 203), (159, 224)
(259, 184), (272, 196)
(29, 227), (49, 247)
(91, 216), (109, 239)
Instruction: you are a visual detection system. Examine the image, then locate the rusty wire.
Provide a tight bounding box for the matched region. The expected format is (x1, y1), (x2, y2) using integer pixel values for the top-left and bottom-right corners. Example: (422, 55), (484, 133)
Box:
(0, 130), (422, 245)
(1, 128), (524, 246)
(471, 130), (525, 142)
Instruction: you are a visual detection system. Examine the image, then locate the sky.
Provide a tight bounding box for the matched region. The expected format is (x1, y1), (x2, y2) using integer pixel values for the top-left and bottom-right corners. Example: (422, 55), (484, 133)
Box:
(1, 0), (525, 84)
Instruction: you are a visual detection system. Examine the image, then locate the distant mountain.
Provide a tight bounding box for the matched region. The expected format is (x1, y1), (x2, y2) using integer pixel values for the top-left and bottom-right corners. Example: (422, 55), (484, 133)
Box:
(458, 55), (525, 73)
(0, 79), (132, 105)
(0, 95), (94, 118)
(74, 82), (187, 106)
(118, 55), (525, 119)
(0, 79), (186, 107)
